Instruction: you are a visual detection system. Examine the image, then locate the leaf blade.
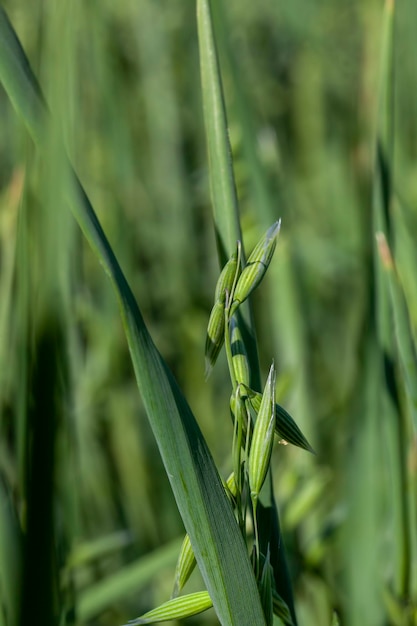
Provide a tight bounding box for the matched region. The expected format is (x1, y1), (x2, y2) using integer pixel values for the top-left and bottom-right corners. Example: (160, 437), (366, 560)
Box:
(0, 8), (266, 625)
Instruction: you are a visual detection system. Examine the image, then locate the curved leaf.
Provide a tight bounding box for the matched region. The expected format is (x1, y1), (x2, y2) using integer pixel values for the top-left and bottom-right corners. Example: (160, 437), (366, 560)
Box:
(0, 7), (266, 625)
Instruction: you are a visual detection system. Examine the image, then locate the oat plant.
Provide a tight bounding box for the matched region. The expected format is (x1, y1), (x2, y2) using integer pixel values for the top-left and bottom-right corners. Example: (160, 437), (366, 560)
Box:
(128, 221), (314, 625)
(0, 2), (313, 625)
(0, 6), (261, 626)
(127, 3), (312, 624)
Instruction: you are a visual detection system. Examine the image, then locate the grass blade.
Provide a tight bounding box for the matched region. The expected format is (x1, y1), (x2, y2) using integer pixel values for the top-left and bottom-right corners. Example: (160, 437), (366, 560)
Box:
(0, 7), (266, 625)
(372, 0), (415, 605)
(197, 0), (243, 266)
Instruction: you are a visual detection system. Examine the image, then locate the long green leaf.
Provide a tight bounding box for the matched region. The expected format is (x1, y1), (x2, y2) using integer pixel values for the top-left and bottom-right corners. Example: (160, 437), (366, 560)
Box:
(0, 7), (265, 625)
(372, 0), (414, 604)
(197, 0), (242, 266)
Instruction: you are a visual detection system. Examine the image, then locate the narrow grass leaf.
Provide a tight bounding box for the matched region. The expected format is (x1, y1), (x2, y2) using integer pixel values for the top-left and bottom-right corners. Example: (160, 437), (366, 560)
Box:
(342, 339), (386, 625)
(372, 0), (415, 604)
(376, 232), (416, 600)
(0, 9), (267, 625)
(372, 0), (395, 349)
(127, 590), (213, 625)
(0, 6), (45, 143)
(376, 232), (417, 434)
(197, 0), (242, 263)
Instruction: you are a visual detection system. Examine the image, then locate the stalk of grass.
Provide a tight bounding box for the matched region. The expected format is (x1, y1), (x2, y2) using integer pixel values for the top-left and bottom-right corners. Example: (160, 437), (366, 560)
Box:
(196, 0), (242, 268)
(0, 6), (267, 624)
(372, 0), (416, 610)
(342, 337), (385, 626)
(209, 2), (275, 230)
(197, 1), (297, 623)
(209, 0), (315, 447)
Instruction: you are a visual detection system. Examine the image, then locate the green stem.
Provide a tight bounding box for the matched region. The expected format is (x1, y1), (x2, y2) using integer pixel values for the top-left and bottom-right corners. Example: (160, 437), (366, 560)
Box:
(252, 498), (260, 579)
(224, 309), (237, 391)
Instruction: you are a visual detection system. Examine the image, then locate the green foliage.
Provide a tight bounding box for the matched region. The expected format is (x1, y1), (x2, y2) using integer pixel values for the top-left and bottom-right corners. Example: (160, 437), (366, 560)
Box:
(0, 0), (417, 625)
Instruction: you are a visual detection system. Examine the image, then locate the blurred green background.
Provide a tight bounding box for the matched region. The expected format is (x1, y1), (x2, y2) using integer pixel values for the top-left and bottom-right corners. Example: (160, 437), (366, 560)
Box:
(1, 1), (416, 625)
